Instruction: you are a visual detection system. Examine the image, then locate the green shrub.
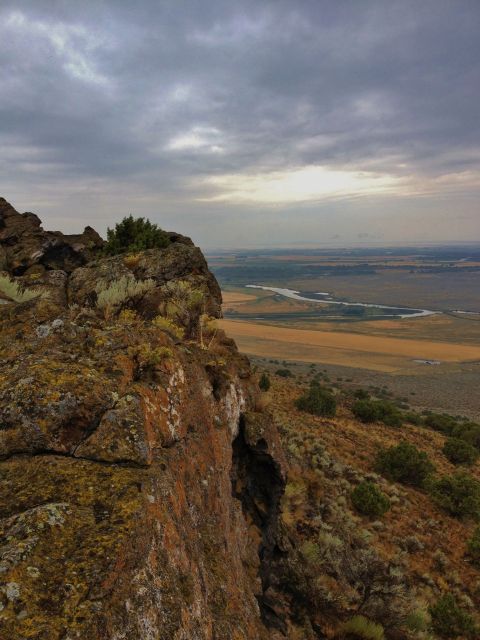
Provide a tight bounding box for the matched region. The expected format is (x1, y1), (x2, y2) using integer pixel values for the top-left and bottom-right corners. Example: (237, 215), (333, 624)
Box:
(381, 407), (403, 428)
(353, 389), (369, 400)
(162, 279), (204, 338)
(405, 608), (429, 633)
(0, 274), (42, 303)
(429, 593), (477, 638)
(443, 437), (479, 466)
(352, 399), (402, 427)
(404, 412), (423, 426)
(128, 344), (173, 376)
(103, 215), (170, 255)
(424, 413), (458, 435)
(430, 472), (480, 520)
(117, 309), (139, 325)
(295, 381), (336, 418)
(466, 526), (480, 566)
(147, 346), (173, 364)
(275, 368), (293, 378)
(352, 399), (381, 422)
(340, 615), (384, 640)
(351, 482), (390, 518)
(259, 372), (271, 392)
(375, 441), (435, 488)
(299, 540), (322, 564)
(152, 315), (185, 340)
(452, 422), (480, 450)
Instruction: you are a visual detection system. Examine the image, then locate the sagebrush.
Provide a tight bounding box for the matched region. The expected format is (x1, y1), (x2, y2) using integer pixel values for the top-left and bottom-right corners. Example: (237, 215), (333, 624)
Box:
(96, 275), (155, 316)
(0, 274), (42, 303)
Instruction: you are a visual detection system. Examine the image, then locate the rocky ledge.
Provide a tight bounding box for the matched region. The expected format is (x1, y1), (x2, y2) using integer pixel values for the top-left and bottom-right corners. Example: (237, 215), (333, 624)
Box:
(0, 199), (291, 640)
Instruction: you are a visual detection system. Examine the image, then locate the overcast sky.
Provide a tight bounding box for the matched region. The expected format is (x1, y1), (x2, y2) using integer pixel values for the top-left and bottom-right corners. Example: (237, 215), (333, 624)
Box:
(1, 1), (479, 248)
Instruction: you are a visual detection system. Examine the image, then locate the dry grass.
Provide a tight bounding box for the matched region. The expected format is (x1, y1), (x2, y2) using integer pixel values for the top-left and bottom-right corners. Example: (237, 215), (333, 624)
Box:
(291, 314), (480, 345)
(223, 294), (309, 314)
(221, 291), (258, 310)
(220, 319), (480, 373)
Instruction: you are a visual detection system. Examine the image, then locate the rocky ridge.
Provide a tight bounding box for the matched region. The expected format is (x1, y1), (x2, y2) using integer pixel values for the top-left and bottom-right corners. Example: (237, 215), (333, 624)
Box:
(0, 199), (294, 639)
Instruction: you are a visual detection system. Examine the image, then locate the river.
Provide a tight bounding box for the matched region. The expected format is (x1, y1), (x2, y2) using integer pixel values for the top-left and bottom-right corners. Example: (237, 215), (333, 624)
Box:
(245, 285), (438, 319)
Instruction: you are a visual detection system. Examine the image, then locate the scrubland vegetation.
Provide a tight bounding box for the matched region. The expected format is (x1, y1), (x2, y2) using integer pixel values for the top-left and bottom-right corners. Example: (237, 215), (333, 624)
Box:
(85, 217), (219, 348)
(261, 364), (480, 638)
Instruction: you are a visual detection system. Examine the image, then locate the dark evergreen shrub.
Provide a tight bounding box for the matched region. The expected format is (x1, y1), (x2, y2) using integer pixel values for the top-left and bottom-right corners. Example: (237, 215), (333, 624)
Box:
(352, 399), (402, 427)
(375, 441), (435, 488)
(430, 472), (480, 520)
(467, 526), (480, 566)
(295, 381), (336, 418)
(452, 422), (480, 450)
(381, 406), (403, 428)
(259, 372), (271, 391)
(443, 437), (479, 466)
(353, 388), (370, 400)
(351, 482), (390, 518)
(424, 413), (458, 435)
(352, 399), (382, 422)
(404, 412), (423, 426)
(276, 368), (293, 378)
(429, 594), (477, 638)
(104, 215), (170, 255)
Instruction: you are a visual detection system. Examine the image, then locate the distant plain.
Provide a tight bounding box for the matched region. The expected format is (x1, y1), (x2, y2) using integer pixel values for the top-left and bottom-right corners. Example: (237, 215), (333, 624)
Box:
(210, 246), (480, 418)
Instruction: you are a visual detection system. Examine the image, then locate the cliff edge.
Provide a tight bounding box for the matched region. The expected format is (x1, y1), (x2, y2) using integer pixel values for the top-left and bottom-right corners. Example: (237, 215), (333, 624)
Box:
(0, 199), (289, 640)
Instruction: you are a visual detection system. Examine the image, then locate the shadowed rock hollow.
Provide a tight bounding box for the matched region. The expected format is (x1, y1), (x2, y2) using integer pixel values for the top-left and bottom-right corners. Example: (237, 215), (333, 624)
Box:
(0, 199), (291, 639)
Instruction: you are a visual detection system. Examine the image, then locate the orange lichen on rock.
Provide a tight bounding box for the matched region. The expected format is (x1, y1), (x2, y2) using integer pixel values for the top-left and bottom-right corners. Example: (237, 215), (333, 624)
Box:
(0, 198), (286, 640)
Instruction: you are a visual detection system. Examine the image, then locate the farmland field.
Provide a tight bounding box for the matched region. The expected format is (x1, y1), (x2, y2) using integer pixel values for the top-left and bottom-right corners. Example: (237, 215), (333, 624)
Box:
(219, 318), (480, 371)
(210, 245), (480, 417)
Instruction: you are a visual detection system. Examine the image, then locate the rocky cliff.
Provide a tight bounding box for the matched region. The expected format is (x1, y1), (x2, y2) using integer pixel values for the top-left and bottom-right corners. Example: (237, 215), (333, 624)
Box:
(0, 199), (292, 640)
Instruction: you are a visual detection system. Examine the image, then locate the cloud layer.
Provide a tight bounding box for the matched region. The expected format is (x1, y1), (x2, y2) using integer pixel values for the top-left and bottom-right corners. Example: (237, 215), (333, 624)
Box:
(1, 1), (479, 247)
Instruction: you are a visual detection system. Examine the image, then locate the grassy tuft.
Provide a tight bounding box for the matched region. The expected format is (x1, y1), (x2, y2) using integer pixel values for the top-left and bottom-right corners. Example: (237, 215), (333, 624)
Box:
(340, 615), (384, 640)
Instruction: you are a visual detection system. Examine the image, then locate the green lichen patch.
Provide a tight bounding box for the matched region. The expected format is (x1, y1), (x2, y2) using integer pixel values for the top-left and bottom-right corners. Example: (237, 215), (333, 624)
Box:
(0, 456), (146, 639)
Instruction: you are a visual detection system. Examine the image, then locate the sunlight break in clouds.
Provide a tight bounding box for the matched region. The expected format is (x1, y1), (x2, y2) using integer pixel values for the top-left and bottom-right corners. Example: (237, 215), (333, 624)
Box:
(197, 166), (404, 205)
(166, 127), (224, 154)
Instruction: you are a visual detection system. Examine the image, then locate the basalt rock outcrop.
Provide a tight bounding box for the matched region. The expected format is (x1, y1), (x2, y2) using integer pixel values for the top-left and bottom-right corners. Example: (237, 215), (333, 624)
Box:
(0, 197), (104, 276)
(0, 200), (293, 639)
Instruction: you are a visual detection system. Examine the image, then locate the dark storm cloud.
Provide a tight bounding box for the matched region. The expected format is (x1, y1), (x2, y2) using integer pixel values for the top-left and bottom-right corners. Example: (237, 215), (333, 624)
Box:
(1, 0), (479, 245)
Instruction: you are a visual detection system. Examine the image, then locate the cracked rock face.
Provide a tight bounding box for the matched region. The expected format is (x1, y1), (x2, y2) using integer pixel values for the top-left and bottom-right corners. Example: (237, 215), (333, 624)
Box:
(0, 199), (287, 640)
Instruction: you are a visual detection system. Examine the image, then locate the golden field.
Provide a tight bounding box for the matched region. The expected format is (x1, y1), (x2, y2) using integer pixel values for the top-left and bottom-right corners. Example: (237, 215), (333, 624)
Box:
(219, 318), (480, 373)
